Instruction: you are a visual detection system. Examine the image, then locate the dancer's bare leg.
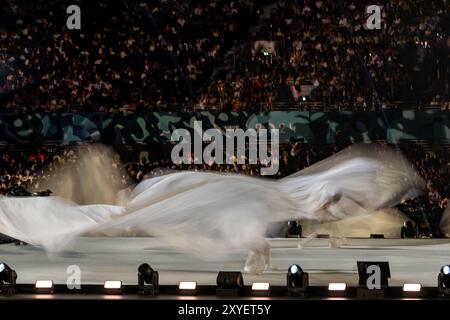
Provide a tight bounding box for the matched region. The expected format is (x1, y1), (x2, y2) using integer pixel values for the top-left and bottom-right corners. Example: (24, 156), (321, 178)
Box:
(263, 244), (272, 271)
(244, 242), (271, 274)
(244, 250), (264, 274)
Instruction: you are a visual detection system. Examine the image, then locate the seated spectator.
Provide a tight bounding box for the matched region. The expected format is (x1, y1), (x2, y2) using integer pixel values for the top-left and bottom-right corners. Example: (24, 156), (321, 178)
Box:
(0, 0), (447, 112)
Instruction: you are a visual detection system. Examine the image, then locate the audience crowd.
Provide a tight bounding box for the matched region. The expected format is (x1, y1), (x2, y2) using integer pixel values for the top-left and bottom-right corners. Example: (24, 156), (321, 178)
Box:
(0, 0), (448, 112)
(205, 0), (449, 111)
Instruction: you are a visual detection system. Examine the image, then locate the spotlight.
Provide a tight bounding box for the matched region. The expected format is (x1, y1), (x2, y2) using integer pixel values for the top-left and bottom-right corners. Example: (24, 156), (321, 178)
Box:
(251, 282), (270, 296)
(252, 282), (270, 291)
(286, 221), (302, 238)
(287, 264), (309, 296)
(104, 281), (122, 294)
(357, 261), (390, 298)
(403, 283), (422, 297)
(138, 263), (159, 295)
(328, 283), (347, 297)
(401, 220), (416, 238)
(178, 281), (198, 295)
(403, 283), (421, 292)
(216, 271), (244, 296)
(35, 280), (54, 294)
(328, 283), (346, 291)
(438, 265), (450, 296)
(0, 262), (17, 295)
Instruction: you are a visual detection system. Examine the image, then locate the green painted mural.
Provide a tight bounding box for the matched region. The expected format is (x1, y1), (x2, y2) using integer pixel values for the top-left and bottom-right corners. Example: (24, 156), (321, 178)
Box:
(0, 111), (449, 144)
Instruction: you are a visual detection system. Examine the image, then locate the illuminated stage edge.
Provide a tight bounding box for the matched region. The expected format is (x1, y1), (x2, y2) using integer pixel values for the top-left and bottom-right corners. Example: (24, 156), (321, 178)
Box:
(1, 237), (450, 289)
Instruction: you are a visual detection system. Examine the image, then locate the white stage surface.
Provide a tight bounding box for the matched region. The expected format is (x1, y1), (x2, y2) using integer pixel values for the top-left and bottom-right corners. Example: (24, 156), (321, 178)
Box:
(2, 237), (450, 286)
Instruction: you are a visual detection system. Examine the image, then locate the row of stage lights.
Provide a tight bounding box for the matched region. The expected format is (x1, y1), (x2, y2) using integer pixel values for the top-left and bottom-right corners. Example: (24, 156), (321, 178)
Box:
(2, 261), (450, 297)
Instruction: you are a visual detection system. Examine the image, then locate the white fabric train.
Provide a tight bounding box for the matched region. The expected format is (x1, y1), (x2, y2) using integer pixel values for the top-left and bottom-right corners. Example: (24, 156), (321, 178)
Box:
(0, 145), (424, 268)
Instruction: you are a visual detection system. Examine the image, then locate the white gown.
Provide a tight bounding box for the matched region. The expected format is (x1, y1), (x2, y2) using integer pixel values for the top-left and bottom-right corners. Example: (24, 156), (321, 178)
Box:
(0, 145), (424, 272)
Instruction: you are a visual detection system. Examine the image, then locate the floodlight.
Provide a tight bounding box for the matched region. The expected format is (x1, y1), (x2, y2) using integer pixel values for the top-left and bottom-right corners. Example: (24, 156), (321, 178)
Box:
(216, 271), (244, 296)
(0, 262), (17, 295)
(138, 263), (159, 295)
(178, 281), (198, 295)
(35, 280), (54, 293)
(287, 264), (309, 296)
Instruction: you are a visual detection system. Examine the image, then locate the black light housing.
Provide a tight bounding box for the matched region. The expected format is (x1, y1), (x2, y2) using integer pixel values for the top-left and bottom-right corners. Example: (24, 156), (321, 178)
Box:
(438, 265), (450, 296)
(138, 263), (159, 295)
(401, 220), (416, 238)
(0, 262), (17, 295)
(216, 271), (244, 296)
(287, 264), (309, 296)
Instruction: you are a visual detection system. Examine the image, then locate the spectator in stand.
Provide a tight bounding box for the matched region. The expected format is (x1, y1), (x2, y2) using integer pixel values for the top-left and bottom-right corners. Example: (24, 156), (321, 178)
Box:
(0, 0), (447, 112)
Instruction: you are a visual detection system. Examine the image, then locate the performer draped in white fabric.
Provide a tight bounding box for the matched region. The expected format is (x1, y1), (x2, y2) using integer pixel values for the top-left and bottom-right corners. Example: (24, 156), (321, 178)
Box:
(0, 144), (424, 273)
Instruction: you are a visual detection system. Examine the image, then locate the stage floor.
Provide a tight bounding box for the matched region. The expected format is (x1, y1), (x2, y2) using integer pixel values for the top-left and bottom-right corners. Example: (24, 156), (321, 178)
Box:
(2, 237), (450, 286)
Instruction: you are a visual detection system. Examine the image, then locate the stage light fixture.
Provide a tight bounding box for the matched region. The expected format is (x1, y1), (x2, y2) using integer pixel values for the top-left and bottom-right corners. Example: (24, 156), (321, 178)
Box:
(252, 282), (270, 291)
(179, 281), (197, 290)
(251, 282), (270, 296)
(328, 282), (347, 297)
(35, 280), (54, 293)
(403, 283), (421, 292)
(328, 283), (346, 291)
(178, 281), (198, 295)
(138, 263), (159, 295)
(438, 265), (450, 296)
(402, 283), (422, 298)
(216, 271), (244, 296)
(444, 265), (450, 275)
(104, 280), (122, 294)
(401, 220), (416, 238)
(356, 261), (390, 298)
(287, 264), (309, 296)
(0, 262), (17, 295)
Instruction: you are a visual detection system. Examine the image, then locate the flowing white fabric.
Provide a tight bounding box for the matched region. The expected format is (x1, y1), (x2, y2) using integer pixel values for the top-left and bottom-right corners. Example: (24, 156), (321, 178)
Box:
(0, 145), (424, 256)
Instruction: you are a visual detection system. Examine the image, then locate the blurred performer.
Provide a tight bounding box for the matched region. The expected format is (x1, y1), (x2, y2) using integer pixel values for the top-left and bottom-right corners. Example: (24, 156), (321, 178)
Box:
(0, 145), (424, 273)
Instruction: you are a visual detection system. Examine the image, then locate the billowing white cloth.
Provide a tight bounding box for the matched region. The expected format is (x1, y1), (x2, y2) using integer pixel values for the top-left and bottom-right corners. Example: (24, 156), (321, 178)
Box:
(0, 145), (424, 254)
